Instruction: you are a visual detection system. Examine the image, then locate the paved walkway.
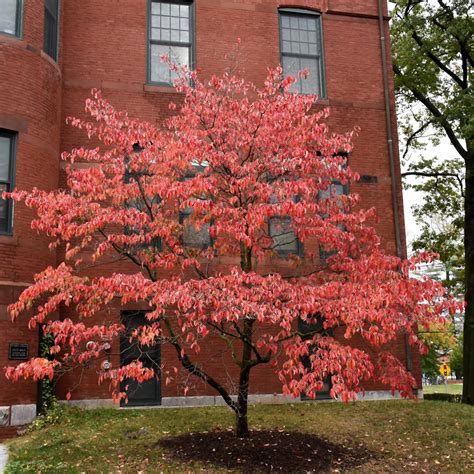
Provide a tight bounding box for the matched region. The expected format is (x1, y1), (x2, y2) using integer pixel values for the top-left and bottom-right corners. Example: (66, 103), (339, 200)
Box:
(0, 444), (8, 473)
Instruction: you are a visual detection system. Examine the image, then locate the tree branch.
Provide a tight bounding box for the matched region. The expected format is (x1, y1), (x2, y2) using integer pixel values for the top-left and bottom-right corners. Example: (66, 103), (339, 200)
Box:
(411, 30), (466, 89)
(401, 170), (465, 197)
(393, 63), (468, 161)
(162, 317), (239, 412)
(402, 120), (433, 161)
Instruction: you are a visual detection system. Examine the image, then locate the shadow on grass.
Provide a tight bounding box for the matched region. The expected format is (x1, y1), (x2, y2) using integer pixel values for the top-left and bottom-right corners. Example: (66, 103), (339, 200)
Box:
(157, 429), (375, 472)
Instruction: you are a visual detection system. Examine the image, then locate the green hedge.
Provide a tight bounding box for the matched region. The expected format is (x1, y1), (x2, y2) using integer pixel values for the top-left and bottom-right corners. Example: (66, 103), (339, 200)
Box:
(424, 393), (462, 403)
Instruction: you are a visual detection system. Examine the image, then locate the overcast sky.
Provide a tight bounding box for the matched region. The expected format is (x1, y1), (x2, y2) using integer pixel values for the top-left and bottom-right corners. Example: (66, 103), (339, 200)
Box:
(402, 138), (459, 251)
(386, 1), (460, 253)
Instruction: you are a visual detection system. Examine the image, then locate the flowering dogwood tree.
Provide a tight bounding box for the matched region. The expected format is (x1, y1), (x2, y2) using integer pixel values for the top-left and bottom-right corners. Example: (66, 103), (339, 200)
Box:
(5, 65), (459, 437)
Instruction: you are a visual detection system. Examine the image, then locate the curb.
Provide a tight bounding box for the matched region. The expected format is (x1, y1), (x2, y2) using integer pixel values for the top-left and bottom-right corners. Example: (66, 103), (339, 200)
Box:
(0, 444), (8, 473)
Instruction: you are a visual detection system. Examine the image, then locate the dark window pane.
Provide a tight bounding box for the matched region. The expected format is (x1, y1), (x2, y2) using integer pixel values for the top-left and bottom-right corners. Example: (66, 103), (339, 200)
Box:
(45, 0), (58, 16)
(0, 183), (8, 231)
(0, 130), (14, 234)
(44, 0), (59, 60)
(0, 0), (19, 36)
(0, 136), (11, 181)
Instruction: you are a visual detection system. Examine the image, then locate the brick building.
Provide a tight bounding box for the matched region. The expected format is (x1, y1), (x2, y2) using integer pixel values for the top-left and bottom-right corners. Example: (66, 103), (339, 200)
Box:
(0, 0), (418, 436)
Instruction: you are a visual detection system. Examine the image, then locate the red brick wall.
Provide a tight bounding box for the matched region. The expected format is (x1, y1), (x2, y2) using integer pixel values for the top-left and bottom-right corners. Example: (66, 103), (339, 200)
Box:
(0, 0), (417, 409)
(0, 0), (61, 417)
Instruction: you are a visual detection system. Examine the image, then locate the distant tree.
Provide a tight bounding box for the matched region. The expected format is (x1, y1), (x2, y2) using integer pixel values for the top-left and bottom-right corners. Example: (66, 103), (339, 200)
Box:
(4, 65), (459, 437)
(408, 158), (464, 294)
(450, 333), (464, 378)
(419, 322), (456, 379)
(391, 0), (473, 404)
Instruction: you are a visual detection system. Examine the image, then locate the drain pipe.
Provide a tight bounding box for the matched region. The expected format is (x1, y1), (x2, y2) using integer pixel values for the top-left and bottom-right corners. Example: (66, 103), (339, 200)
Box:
(378, 0), (403, 259)
(377, 0), (413, 372)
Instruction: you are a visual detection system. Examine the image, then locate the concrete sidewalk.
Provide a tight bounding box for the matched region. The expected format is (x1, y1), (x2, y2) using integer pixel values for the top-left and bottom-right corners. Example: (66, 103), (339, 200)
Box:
(0, 444), (8, 473)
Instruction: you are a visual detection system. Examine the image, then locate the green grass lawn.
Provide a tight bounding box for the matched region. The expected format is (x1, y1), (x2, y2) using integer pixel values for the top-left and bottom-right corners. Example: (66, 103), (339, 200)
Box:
(5, 400), (474, 473)
(424, 383), (463, 395)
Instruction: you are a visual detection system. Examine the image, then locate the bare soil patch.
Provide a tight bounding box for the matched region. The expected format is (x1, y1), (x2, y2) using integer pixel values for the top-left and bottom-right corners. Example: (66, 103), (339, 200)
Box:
(157, 428), (375, 472)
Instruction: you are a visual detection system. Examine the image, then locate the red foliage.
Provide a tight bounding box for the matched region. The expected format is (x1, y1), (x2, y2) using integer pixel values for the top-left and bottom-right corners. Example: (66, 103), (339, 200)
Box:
(3, 63), (461, 424)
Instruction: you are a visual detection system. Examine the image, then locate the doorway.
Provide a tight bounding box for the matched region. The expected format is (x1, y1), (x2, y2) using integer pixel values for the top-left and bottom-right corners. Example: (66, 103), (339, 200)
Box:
(120, 311), (161, 407)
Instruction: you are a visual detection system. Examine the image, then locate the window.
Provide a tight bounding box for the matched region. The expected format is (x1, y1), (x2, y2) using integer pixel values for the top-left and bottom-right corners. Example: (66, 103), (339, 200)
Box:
(269, 216), (302, 256)
(318, 181), (348, 260)
(0, 130), (16, 234)
(0, 0), (22, 37)
(43, 0), (59, 61)
(148, 1), (194, 85)
(317, 181), (347, 203)
(268, 192), (302, 257)
(123, 148), (162, 252)
(179, 210), (211, 249)
(179, 162), (211, 249)
(279, 8), (325, 96)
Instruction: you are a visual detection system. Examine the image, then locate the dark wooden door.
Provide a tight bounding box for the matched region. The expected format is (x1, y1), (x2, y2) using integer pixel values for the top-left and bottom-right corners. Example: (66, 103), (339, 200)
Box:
(120, 311), (161, 407)
(299, 315), (332, 400)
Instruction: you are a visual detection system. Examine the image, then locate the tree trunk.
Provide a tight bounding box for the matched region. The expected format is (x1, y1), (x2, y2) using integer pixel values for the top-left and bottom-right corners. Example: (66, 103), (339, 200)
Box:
(463, 144), (474, 405)
(236, 366), (250, 438)
(235, 316), (253, 438)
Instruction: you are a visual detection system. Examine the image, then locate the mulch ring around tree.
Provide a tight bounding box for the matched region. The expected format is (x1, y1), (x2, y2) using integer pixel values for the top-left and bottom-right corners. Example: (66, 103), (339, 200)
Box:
(157, 428), (376, 472)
